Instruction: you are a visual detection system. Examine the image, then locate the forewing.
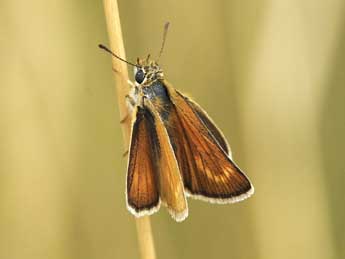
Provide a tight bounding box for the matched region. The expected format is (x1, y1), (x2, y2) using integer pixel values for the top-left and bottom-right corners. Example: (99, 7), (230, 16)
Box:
(164, 82), (254, 203)
(184, 96), (231, 156)
(145, 101), (188, 222)
(126, 106), (160, 216)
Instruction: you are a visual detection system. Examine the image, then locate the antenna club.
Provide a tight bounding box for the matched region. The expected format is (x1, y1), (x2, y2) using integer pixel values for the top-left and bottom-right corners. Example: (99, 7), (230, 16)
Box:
(98, 43), (138, 67)
(157, 21), (170, 61)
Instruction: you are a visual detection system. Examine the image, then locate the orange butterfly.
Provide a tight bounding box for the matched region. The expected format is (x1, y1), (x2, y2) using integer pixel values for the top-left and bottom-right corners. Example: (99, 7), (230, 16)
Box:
(99, 23), (254, 222)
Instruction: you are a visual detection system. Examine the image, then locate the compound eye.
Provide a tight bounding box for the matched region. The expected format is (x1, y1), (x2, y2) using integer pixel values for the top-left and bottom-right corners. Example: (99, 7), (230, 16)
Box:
(135, 69), (145, 84)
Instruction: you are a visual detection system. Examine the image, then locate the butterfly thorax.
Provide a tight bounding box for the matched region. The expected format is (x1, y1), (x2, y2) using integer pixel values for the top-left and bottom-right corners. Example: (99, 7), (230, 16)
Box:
(127, 57), (171, 120)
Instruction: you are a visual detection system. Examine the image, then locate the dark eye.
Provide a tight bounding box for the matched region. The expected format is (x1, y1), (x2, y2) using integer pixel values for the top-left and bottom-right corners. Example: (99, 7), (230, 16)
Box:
(135, 69), (145, 84)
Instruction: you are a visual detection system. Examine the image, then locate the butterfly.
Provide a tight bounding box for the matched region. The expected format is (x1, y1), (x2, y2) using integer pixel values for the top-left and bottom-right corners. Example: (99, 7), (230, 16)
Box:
(99, 22), (254, 222)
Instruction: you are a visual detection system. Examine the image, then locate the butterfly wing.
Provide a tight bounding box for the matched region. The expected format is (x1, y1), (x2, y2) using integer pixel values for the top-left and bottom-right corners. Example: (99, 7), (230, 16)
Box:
(146, 101), (188, 221)
(184, 96), (231, 157)
(127, 102), (188, 221)
(163, 81), (254, 203)
(126, 106), (160, 216)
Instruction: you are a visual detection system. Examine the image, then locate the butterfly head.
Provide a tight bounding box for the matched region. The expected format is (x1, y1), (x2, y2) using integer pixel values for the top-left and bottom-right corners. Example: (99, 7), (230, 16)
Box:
(99, 22), (169, 86)
(134, 57), (164, 86)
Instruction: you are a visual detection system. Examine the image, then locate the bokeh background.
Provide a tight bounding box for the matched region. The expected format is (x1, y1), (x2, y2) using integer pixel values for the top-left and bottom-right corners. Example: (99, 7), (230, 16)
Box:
(1, 1), (344, 258)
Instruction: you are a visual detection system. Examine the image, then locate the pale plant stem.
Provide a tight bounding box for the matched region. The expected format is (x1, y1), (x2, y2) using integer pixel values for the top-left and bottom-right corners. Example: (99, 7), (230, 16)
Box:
(101, 1), (157, 259)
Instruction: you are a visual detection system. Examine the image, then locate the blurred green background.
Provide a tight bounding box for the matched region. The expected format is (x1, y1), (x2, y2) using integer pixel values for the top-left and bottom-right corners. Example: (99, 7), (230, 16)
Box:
(1, 0), (344, 258)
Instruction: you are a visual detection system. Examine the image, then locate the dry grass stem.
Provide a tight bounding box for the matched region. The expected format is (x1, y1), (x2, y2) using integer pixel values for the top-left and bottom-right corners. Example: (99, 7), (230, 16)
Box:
(101, 0), (156, 258)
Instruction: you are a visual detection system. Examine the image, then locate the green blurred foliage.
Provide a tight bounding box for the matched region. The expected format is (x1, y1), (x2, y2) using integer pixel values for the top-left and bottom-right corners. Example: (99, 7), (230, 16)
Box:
(0, 1), (344, 259)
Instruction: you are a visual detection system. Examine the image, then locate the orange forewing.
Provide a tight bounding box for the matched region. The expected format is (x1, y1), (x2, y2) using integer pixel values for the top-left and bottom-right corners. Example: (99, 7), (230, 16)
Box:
(163, 81), (253, 202)
(147, 103), (188, 221)
(185, 97), (231, 156)
(126, 106), (160, 216)
(127, 103), (188, 220)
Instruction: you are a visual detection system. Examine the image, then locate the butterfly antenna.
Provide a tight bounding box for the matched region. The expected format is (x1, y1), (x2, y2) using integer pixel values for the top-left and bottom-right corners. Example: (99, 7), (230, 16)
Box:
(157, 22), (170, 62)
(98, 44), (138, 67)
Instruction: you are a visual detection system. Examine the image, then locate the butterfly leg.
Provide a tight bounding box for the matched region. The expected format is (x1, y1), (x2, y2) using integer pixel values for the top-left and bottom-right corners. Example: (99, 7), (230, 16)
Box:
(119, 94), (136, 124)
(120, 94), (134, 156)
(111, 66), (137, 124)
(125, 94), (136, 107)
(127, 80), (135, 88)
